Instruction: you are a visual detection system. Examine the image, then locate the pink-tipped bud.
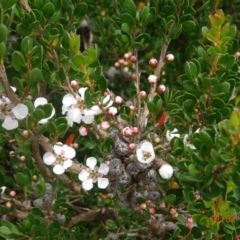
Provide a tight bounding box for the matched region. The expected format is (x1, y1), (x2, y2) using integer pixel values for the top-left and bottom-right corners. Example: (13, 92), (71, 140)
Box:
(146, 199), (152, 204)
(105, 160), (110, 165)
(165, 54), (174, 62)
(9, 151), (15, 157)
(104, 91), (110, 97)
(129, 105), (136, 111)
(157, 84), (166, 94)
(23, 130), (29, 136)
(9, 191), (16, 197)
(123, 127), (133, 137)
(149, 58), (158, 69)
(71, 80), (79, 88)
(195, 113), (200, 119)
(118, 59), (125, 65)
(6, 201), (12, 208)
(154, 135), (160, 143)
(71, 143), (79, 149)
(187, 216), (193, 223)
(131, 73), (137, 81)
(130, 55), (137, 63)
(127, 52), (132, 57)
(140, 203), (147, 210)
(194, 193), (200, 200)
(101, 120), (110, 130)
(79, 126), (89, 136)
(148, 75), (158, 84)
(123, 67), (129, 72)
(149, 207), (156, 215)
(159, 202), (166, 209)
(20, 156), (26, 162)
(235, 52), (240, 57)
(115, 62), (120, 67)
(27, 95), (33, 100)
(140, 91), (147, 99)
(108, 107), (118, 116)
(129, 143), (136, 150)
(19, 163), (25, 168)
(172, 212), (178, 218)
(131, 127), (139, 134)
(114, 96), (123, 105)
(170, 208), (177, 215)
(124, 53), (130, 59)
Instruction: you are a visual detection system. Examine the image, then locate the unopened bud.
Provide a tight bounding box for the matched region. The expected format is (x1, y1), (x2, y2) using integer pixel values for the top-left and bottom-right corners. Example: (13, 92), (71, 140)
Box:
(235, 52), (240, 57)
(9, 191), (16, 197)
(71, 80), (79, 88)
(129, 143), (136, 150)
(187, 216), (193, 223)
(140, 203), (147, 210)
(129, 105), (136, 111)
(27, 95), (33, 100)
(140, 91), (147, 99)
(131, 127), (139, 133)
(130, 55), (137, 63)
(154, 135), (160, 143)
(79, 126), (89, 136)
(20, 156), (26, 162)
(23, 130), (29, 136)
(194, 193), (200, 200)
(123, 127), (133, 137)
(148, 75), (157, 84)
(165, 54), (174, 62)
(159, 202), (166, 209)
(118, 59), (125, 65)
(170, 208), (177, 215)
(101, 121), (110, 130)
(115, 62), (120, 67)
(131, 73), (137, 81)
(172, 212), (178, 218)
(104, 91), (110, 97)
(124, 53), (130, 59)
(146, 199), (152, 204)
(149, 58), (158, 69)
(108, 107), (118, 116)
(114, 96), (123, 105)
(9, 151), (15, 157)
(157, 84), (166, 94)
(149, 207), (156, 215)
(6, 201), (12, 208)
(71, 143), (79, 149)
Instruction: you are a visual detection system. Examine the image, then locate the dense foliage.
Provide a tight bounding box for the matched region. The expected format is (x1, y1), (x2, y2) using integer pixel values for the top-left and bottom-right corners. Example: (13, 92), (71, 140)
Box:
(0, 0), (240, 239)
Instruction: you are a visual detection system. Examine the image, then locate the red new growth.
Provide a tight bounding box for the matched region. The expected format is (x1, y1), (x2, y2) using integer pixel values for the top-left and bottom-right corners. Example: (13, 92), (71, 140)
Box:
(157, 111), (167, 128)
(65, 133), (75, 146)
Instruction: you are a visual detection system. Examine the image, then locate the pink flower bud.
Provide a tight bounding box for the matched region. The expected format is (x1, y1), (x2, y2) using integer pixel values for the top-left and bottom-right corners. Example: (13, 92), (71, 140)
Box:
(9, 191), (16, 197)
(165, 54), (174, 62)
(27, 95), (33, 100)
(118, 59), (125, 65)
(79, 126), (89, 136)
(194, 193), (200, 200)
(23, 130), (29, 136)
(105, 160), (110, 165)
(129, 105), (136, 111)
(6, 201), (12, 208)
(115, 62), (120, 67)
(172, 212), (178, 218)
(131, 127), (139, 133)
(140, 91), (147, 99)
(157, 84), (166, 94)
(124, 53), (130, 59)
(146, 199), (152, 204)
(123, 67), (129, 72)
(131, 73), (137, 81)
(129, 143), (136, 150)
(148, 75), (158, 84)
(170, 208), (177, 215)
(123, 127), (133, 137)
(108, 107), (118, 116)
(20, 156), (26, 162)
(9, 151), (15, 157)
(130, 55), (137, 63)
(187, 216), (193, 223)
(140, 203), (147, 210)
(149, 207), (156, 215)
(154, 135), (160, 143)
(71, 80), (79, 88)
(19, 163), (25, 168)
(149, 58), (158, 69)
(159, 202), (166, 209)
(114, 96), (123, 105)
(235, 52), (240, 57)
(71, 143), (79, 149)
(127, 52), (132, 57)
(104, 91), (110, 97)
(101, 120), (110, 130)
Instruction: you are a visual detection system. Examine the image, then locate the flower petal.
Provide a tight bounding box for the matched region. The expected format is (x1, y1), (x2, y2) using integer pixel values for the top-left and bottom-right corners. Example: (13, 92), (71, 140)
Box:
(67, 108), (82, 124)
(63, 159), (72, 169)
(98, 178), (109, 189)
(53, 165), (65, 174)
(103, 95), (113, 108)
(54, 143), (63, 155)
(82, 179), (93, 191)
(86, 157), (97, 169)
(43, 152), (56, 165)
(82, 110), (95, 124)
(98, 163), (109, 175)
(78, 87), (87, 99)
(2, 116), (18, 130)
(166, 128), (180, 142)
(38, 106), (55, 124)
(34, 97), (48, 108)
(78, 169), (90, 181)
(62, 105), (69, 115)
(12, 104), (28, 120)
(62, 93), (77, 107)
(158, 164), (174, 179)
(62, 145), (76, 159)
(91, 105), (102, 115)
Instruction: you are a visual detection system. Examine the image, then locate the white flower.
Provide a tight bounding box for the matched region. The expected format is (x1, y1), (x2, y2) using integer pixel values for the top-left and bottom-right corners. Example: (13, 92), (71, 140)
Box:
(166, 128), (180, 142)
(183, 128), (200, 150)
(136, 141), (155, 164)
(62, 88), (113, 127)
(0, 96), (28, 130)
(34, 97), (55, 124)
(159, 164), (174, 179)
(78, 157), (109, 190)
(43, 143), (76, 174)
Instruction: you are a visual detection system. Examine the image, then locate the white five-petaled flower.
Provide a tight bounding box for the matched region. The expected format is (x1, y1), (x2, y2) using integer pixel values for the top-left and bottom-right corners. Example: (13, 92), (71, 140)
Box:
(136, 141), (155, 164)
(62, 87), (113, 127)
(159, 164), (174, 179)
(183, 128), (200, 150)
(43, 143), (76, 174)
(0, 96), (28, 130)
(166, 128), (180, 142)
(78, 157), (109, 190)
(34, 97), (55, 124)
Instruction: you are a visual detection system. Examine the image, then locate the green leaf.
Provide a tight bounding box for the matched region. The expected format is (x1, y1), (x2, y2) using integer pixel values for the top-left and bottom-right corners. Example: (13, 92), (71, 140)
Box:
(42, 2), (55, 19)
(147, 102), (156, 113)
(230, 111), (240, 127)
(28, 68), (43, 85)
(121, 13), (135, 28)
(0, 226), (11, 235)
(209, 9), (225, 29)
(74, 3), (88, 18)
(183, 187), (195, 202)
(21, 37), (33, 55)
(121, 23), (131, 34)
(122, 0), (136, 18)
(34, 0), (44, 9)
(0, 42), (6, 62)
(14, 172), (29, 188)
(36, 181), (46, 196)
(170, 24), (182, 39)
(86, 47), (98, 64)
(184, 61), (198, 80)
(12, 51), (26, 72)
(199, 131), (213, 147)
(33, 108), (45, 121)
(72, 54), (86, 67)
(164, 194), (176, 203)
(0, 0), (16, 10)
(0, 24), (8, 44)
